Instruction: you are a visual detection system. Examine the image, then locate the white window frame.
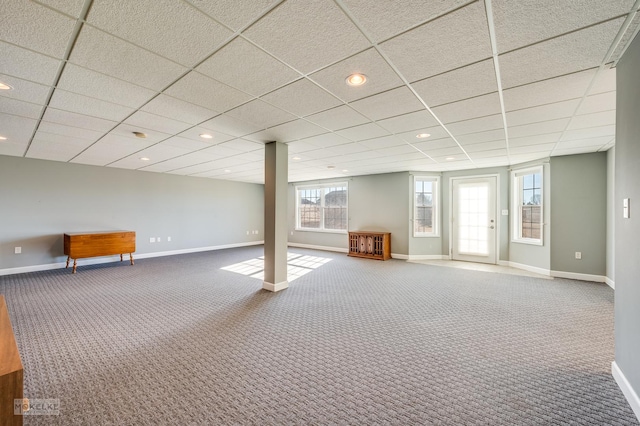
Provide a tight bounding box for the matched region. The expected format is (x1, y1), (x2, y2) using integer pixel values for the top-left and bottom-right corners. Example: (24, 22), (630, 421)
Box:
(413, 175), (440, 237)
(295, 182), (348, 233)
(511, 166), (543, 245)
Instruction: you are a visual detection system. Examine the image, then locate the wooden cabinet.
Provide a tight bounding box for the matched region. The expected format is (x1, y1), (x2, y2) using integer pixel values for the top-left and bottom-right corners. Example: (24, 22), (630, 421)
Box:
(0, 295), (23, 426)
(348, 231), (391, 261)
(63, 231), (136, 273)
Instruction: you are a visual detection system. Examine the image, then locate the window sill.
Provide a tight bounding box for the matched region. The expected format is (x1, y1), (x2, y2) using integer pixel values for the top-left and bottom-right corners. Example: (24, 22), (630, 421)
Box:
(511, 238), (543, 246)
(413, 234), (440, 238)
(294, 228), (347, 235)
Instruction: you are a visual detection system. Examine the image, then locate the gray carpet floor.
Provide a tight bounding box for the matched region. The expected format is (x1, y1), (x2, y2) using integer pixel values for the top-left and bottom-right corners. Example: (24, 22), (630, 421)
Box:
(0, 246), (637, 425)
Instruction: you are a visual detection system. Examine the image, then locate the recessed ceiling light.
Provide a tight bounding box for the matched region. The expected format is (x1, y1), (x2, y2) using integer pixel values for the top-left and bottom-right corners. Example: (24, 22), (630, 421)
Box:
(133, 132), (147, 138)
(346, 73), (367, 86)
(342, 169), (349, 173)
(200, 133), (213, 139)
(292, 156), (301, 160)
(0, 82), (12, 91)
(0, 136), (7, 141)
(140, 157), (150, 161)
(224, 169), (231, 173)
(327, 165), (336, 169)
(446, 157), (455, 161)
(416, 133), (431, 139)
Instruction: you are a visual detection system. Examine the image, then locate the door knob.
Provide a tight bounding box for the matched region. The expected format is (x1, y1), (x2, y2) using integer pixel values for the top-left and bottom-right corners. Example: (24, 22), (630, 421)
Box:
(489, 226), (495, 229)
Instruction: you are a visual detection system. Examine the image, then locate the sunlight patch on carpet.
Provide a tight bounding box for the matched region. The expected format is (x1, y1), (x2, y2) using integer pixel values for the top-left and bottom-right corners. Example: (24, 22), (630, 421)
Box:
(221, 252), (332, 282)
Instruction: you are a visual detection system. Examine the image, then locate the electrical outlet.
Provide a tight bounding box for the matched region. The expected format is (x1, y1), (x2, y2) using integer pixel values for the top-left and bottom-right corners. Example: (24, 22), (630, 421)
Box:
(167, 236), (171, 242)
(246, 231), (249, 235)
(157, 237), (161, 242)
(254, 230), (258, 234)
(150, 237), (155, 243)
(14, 246), (21, 254)
(575, 252), (582, 260)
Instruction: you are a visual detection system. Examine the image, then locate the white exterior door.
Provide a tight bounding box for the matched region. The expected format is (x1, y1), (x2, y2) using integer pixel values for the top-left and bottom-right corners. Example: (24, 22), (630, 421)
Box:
(451, 176), (497, 264)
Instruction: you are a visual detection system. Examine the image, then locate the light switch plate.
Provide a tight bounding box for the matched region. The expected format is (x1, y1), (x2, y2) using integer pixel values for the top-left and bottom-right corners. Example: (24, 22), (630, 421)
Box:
(623, 198), (630, 219)
(501, 209), (509, 216)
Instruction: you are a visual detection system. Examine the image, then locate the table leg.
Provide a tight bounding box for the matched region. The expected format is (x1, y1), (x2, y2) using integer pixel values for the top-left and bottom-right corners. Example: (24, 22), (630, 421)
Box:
(66, 256), (70, 268)
(130, 253), (134, 265)
(120, 254), (123, 262)
(72, 259), (77, 274)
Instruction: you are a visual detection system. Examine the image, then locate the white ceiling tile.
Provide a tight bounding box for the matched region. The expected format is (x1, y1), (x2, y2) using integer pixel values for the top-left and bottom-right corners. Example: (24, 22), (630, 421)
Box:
(509, 133), (562, 147)
(375, 144), (422, 157)
(468, 149), (508, 159)
(552, 146), (604, 157)
(0, 97), (44, 120)
(165, 71), (252, 113)
(358, 135), (406, 150)
(162, 136), (217, 151)
(70, 26), (188, 91)
(503, 69), (596, 111)
(508, 118), (570, 138)
(350, 87), (424, 121)
(225, 99), (296, 129)
(87, 0), (233, 66)
(245, 119), (326, 143)
(287, 140), (323, 154)
(244, 0), (370, 74)
(577, 92), (616, 115)
(413, 137), (460, 151)
(305, 106), (369, 131)
(37, 122), (104, 141)
(141, 95), (216, 125)
(560, 125), (615, 141)
(458, 140), (507, 152)
(42, 108), (117, 133)
(510, 153), (551, 164)
(426, 146), (466, 157)
(612, 10), (640, 62)
(589, 68), (617, 94)
(71, 134), (157, 166)
(336, 122), (390, 141)
(492, 0), (634, 53)
(218, 139), (264, 153)
(298, 133), (352, 149)
(124, 111), (191, 135)
(26, 131), (95, 161)
(185, 0), (279, 30)
(506, 99), (580, 127)
(454, 129), (505, 145)
(0, 113), (38, 147)
(446, 114), (504, 136)
(341, 0), (469, 42)
(509, 143), (556, 155)
(0, 41), (61, 85)
(398, 126), (451, 144)
(57, 64), (157, 109)
(324, 142), (370, 156)
(431, 93), (502, 123)
(0, 74), (51, 105)
(1, 1), (75, 58)
(197, 37), (300, 97)
(567, 110), (616, 130)
(48, 89), (135, 122)
(178, 126), (234, 145)
(200, 114), (262, 137)
(554, 136), (613, 150)
(110, 123), (172, 144)
(412, 59), (498, 106)
(377, 110), (439, 134)
(35, 0), (86, 18)
(261, 79), (342, 117)
(310, 48), (404, 102)
(499, 18), (624, 89)
(380, 1), (492, 82)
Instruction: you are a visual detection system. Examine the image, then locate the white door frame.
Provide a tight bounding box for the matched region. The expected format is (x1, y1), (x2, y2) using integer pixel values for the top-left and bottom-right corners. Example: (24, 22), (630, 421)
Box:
(448, 174), (501, 264)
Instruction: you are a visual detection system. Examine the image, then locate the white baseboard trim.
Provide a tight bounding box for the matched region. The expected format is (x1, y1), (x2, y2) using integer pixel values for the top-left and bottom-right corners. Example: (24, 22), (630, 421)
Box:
(287, 242), (348, 253)
(605, 277), (615, 289)
(406, 255), (450, 261)
(391, 253), (409, 260)
(0, 241), (264, 277)
(612, 361), (640, 422)
(262, 280), (289, 292)
(505, 261), (551, 277)
(550, 270), (606, 283)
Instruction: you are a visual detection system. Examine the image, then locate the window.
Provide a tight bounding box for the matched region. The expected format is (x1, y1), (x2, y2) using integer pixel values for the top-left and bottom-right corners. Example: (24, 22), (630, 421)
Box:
(512, 166), (543, 244)
(414, 176), (439, 237)
(296, 183), (348, 232)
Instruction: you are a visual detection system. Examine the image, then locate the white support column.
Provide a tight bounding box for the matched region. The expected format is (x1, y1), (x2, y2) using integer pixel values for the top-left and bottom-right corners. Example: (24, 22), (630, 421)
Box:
(263, 141), (289, 292)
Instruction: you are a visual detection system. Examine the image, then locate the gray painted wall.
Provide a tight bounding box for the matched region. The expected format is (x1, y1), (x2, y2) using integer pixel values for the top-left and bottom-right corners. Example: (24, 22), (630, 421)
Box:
(0, 155), (264, 270)
(288, 172), (410, 255)
(614, 32), (640, 402)
(607, 147), (615, 282)
(509, 161), (551, 270)
(550, 153), (607, 275)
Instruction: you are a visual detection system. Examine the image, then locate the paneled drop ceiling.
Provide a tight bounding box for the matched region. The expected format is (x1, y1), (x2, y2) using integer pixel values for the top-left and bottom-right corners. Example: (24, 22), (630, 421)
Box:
(1, 0), (639, 183)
